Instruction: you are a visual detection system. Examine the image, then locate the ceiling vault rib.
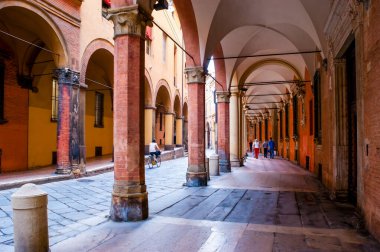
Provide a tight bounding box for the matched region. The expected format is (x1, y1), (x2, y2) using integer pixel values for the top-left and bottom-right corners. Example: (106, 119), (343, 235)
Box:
(243, 80), (309, 86)
(247, 108), (279, 111)
(246, 93), (290, 97)
(210, 50), (321, 60)
(246, 102), (283, 104)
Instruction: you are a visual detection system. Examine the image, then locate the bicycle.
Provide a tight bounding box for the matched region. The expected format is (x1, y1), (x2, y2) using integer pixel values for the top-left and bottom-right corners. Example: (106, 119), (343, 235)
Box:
(147, 154), (161, 168)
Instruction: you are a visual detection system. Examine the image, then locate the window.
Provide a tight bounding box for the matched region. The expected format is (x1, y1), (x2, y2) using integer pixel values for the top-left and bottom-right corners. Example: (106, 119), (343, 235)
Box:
(95, 92), (104, 127)
(293, 96), (298, 137)
(279, 110), (283, 140)
(146, 40), (151, 55)
(162, 32), (167, 62)
(313, 70), (322, 143)
(145, 26), (152, 55)
(51, 78), (59, 122)
(285, 103), (289, 138)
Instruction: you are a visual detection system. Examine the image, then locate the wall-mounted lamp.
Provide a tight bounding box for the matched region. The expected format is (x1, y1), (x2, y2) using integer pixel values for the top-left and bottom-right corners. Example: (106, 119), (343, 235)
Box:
(154, 0), (169, 10)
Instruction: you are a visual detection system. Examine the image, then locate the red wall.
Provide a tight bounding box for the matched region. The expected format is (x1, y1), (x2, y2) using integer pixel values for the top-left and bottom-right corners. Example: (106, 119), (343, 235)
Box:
(0, 45), (28, 172)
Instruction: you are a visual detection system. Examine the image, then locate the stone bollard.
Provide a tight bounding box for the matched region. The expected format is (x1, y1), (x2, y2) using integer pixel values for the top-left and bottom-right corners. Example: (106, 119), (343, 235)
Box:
(206, 157), (210, 181)
(209, 154), (220, 176)
(12, 183), (49, 252)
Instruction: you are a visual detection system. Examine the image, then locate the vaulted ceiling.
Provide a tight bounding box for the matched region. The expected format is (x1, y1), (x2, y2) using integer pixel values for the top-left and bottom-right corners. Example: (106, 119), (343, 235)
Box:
(185, 0), (331, 117)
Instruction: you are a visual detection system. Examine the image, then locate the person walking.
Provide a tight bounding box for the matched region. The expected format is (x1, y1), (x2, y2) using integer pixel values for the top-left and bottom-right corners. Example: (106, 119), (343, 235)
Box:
(254, 139), (260, 159)
(249, 140), (253, 153)
(263, 140), (268, 158)
(268, 137), (275, 159)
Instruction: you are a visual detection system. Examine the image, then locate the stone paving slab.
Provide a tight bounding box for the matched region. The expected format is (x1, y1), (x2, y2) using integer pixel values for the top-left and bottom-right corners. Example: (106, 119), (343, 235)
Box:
(2, 152), (380, 251)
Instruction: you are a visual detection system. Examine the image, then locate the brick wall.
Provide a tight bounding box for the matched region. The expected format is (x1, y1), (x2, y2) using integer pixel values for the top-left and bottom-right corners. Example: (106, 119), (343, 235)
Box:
(362, 0), (380, 240)
(0, 44), (28, 172)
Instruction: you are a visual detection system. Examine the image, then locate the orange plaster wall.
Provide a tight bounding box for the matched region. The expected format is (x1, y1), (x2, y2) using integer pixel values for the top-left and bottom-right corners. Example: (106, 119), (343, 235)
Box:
(298, 69), (315, 172)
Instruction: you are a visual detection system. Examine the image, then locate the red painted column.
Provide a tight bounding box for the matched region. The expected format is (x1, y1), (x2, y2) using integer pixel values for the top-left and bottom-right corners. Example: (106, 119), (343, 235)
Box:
(55, 69), (80, 174)
(108, 5), (151, 221)
(216, 91), (231, 172)
(185, 67), (207, 186)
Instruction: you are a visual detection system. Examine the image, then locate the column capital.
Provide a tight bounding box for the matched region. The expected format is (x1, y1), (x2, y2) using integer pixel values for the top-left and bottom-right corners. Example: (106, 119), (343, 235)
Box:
(54, 68), (80, 86)
(230, 86), (239, 95)
(185, 66), (205, 84)
(107, 5), (153, 39)
(144, 105), (156, 110)
(216, 91), (230, 103)
(164, 112), (176, 116)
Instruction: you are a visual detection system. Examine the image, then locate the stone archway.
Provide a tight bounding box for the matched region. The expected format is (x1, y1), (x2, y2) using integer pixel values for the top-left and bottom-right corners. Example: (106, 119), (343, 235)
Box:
(155, 81), (173, 150)
(82, 46), (114, 160)
(144, 71), (155, 153)
(173, 94), (182, 147)
(0, 3), (68, 172)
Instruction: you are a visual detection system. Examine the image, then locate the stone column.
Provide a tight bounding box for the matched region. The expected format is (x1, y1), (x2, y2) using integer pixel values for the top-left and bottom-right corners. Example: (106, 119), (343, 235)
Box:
(175, 117), (183, 146)
(107, 5), (151, 221)
(79, 83), (87, 173)
(184, 118), (188, 150)
(144, 106), (156, 154)
(185, 66), (207, 186)
(230, 87), (240, 167)
(216, 91), (231, 172)
(164, 112), (175, 150)
(54, 68), (80, 174)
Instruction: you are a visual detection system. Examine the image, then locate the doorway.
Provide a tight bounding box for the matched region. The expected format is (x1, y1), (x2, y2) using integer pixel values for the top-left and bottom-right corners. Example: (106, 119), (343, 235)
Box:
(345, 41), (357, 205)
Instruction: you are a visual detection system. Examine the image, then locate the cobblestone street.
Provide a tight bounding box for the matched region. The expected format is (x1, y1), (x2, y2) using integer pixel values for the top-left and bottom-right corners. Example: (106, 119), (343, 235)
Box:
(0, 156), (189, 251)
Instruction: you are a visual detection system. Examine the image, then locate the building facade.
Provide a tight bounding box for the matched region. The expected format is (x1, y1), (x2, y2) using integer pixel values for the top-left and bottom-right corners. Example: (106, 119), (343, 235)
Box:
(0, 0), (187, 173)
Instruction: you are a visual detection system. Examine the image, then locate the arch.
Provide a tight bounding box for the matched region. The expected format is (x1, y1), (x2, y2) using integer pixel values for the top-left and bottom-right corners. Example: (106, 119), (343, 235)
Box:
(144, 69), (154, 106)
(213, 42), (227, 91)
(239, 58), (303, 87)
(154, 79), (172, 112)
(173, 0), (201, 66)
(80, 39), (114, 84)
(173, 93), (181, 117)
(0, 1), (68, 67)
(183, 101), (188, 121)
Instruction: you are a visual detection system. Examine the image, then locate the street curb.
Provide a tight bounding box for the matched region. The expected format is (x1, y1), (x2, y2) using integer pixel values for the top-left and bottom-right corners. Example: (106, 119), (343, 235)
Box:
(0, 165), (115, 191)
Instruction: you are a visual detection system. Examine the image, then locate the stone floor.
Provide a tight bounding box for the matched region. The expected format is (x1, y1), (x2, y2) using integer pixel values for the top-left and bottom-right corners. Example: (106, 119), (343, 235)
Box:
(1, 153), (380, 251)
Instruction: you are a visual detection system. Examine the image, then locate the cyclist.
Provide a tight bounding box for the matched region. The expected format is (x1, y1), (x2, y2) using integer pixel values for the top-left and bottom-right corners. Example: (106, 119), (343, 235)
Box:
(149, 139), (161, 162)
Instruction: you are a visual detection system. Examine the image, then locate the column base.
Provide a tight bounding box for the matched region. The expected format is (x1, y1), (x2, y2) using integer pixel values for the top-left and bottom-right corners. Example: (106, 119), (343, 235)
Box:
(110, 181), (148, 221)
(186, 172), (208, 187)
(55, 165), (71, 174)
(219, 159), (231, 172)
(230, 159), (240, 167)
(110, 192), (148, 221)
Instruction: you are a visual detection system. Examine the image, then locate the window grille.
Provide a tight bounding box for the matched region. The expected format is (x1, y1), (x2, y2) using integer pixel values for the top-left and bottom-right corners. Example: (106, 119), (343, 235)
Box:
(51, 78), (59, 122)
(95, 92), (104, 127)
